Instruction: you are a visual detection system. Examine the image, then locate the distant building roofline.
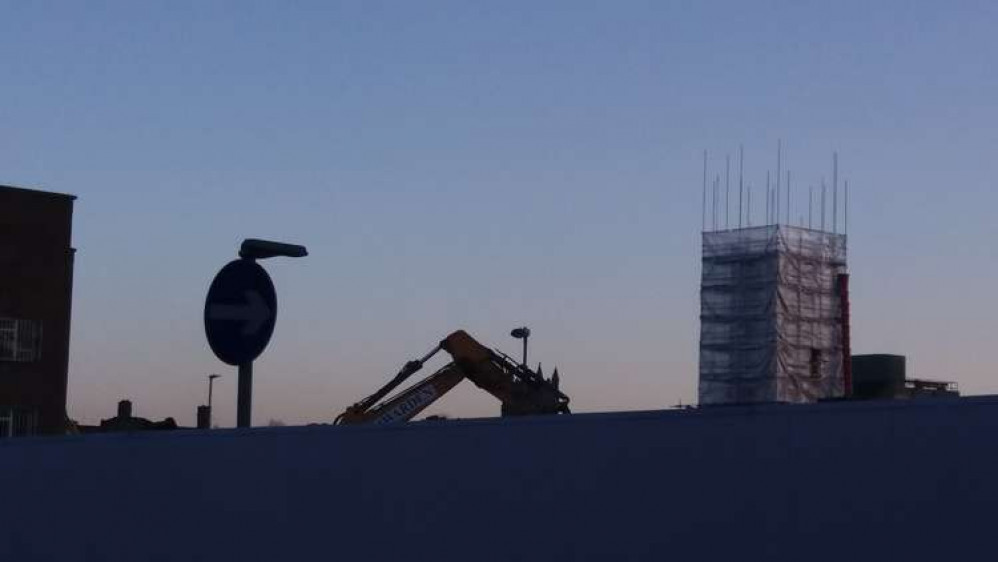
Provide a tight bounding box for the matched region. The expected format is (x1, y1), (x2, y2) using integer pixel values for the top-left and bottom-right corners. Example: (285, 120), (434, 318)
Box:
(0, 183), (77, 201)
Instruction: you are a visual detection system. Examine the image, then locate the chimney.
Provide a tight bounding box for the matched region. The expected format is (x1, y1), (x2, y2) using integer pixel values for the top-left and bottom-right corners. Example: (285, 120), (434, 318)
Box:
(196, 406), (211, 430)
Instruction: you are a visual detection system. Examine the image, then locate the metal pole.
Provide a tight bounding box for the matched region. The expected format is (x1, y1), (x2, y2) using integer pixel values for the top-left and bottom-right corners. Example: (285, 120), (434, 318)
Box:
(237, 362), (253, 428)
(821, 179), (826, 231)
(207, 374), (219, 428)
(702, 150), (707, 231)
(714, 175), (720, 230)
(776, 139), (782, 223)
(786, 170), (790, 225)
(522, 336), (528, 369)
(208, 376), (215, 411)
(833, 152), (839, 233)
(725, 153), (730, 229)
(738, 144), (744, 229)
(511, 327), (531, 368)
(809, 186), (813, 229)
(767, 186), (772, 225)
(838, 274), (852, 397)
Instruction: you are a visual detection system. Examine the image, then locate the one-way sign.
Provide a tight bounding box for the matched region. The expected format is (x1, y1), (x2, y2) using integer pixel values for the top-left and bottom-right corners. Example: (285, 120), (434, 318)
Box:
(204, 259), (278, 366)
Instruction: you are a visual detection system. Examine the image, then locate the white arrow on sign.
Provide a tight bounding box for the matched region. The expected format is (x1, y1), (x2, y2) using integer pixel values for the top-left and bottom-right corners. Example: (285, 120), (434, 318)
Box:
(209, 290), (271, 336)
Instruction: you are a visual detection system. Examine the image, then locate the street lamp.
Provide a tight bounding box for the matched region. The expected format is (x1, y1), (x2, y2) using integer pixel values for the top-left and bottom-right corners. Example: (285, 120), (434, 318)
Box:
(207, 374), (221, 427)
(234, 238), (307, 429)
(239, 239), (308, 260)
(510, 326), (530, 368)
(205, 237), (308, 428)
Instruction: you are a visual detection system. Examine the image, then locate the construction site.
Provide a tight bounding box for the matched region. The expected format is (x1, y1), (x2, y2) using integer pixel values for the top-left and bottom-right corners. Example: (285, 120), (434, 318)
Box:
(0, 147), (986, 561)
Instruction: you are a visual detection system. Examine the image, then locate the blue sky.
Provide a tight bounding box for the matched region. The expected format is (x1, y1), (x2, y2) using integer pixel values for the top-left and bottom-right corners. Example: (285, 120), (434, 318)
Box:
(2, 1), (997, 426)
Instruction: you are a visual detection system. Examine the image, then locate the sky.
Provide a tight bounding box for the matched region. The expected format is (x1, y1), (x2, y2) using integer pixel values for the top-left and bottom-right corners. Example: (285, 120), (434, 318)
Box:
(2, 1), (997, 427)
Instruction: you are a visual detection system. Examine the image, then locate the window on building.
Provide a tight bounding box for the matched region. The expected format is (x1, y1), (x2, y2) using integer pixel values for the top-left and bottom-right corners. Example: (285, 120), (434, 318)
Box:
(810, 348), (822, 378)
(0, 408), (38, 438)
(0, 409), (10, 438)
(0, 318), (42, 362)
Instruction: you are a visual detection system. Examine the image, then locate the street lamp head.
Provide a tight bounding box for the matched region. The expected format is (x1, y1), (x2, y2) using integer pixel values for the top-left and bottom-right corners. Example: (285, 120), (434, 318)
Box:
(511, 327), (531, 339)
(239, 239), (308, 260)
(209, 374), (221, 381)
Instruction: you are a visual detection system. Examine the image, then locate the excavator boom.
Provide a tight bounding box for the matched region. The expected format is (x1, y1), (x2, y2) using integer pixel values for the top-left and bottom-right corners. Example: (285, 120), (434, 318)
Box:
(335, 330), (569, 425)
(336, 363), (465, 425)
(441, 330), (569, 416)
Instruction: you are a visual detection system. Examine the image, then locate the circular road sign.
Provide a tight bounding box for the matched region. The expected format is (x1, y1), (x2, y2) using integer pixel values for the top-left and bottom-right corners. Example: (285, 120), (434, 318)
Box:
(204, 259), (278, 366)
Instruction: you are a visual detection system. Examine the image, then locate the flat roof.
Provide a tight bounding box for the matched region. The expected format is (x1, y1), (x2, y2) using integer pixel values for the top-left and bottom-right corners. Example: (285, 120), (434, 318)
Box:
(0, 184), (77, 201)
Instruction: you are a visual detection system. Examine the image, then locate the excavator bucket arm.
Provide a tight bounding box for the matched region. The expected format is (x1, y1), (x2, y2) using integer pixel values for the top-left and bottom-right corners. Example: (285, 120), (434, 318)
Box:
(336, 363), (465, 425)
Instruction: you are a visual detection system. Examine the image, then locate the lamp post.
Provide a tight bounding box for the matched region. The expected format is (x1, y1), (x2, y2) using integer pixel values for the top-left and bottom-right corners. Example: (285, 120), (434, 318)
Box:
(207, 374), (220, 427)
(233, 239), (307, 428)
(204, 237), (308, 429)
(510, 326), (531, 368)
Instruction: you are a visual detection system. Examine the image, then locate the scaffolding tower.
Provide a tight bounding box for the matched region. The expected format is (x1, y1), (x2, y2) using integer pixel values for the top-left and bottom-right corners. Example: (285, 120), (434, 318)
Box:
(699, 225), (848, 405)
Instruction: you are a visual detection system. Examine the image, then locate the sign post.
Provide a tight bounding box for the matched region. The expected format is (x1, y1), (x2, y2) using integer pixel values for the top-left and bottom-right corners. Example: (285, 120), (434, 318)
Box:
(237, 362), (253, 429)
(204, 239), (306, 428)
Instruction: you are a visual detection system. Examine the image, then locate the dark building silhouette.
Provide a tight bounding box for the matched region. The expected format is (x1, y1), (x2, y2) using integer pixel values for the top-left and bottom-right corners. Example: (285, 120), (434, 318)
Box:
(0, 185), (76, 436)
(88, 399), (179, 432)
(851, 354), (959, 399)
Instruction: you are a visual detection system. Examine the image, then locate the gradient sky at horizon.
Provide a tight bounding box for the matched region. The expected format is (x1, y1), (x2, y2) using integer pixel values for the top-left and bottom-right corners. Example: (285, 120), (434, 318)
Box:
(2, 1), (997, 426)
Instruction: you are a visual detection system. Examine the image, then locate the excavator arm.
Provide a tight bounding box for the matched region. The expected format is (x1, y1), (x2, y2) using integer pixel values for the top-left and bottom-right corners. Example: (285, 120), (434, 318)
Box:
(335, 330), (569, 425)
(335, 363), (466, 425)
(440, 330), (570, 416)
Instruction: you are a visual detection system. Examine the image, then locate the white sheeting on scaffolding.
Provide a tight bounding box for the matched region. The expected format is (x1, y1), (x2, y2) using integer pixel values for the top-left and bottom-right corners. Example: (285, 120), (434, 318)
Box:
(699, 225), (847, 404)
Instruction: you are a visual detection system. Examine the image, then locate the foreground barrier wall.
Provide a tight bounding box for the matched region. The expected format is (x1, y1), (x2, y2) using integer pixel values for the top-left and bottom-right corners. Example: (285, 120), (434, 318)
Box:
(2, 397), (996, 561)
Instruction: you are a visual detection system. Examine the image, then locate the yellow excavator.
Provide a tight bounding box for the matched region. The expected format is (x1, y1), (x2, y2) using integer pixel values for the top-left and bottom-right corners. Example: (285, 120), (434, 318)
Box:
(335, 330), (570, 425)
